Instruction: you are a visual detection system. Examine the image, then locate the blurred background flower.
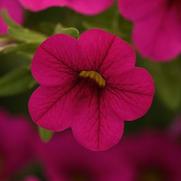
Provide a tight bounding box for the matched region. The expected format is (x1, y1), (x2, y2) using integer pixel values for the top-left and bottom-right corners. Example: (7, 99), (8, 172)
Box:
(0, 108), (181, 180)
(0, 110), (37, 180)
(19, 0), (114, 15)
(36, 130), (131, 181)
(120, 131), (181, 181)
(0, 0), (24, 34)
(119, 0), (181, 61)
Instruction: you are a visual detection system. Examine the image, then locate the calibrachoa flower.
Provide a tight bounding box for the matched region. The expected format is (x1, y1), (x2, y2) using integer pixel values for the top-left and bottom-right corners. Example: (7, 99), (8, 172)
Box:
(29, 29), (154, 151)
(121, 131), (181, 181)
(37, 130), (131, 181)
(19, 0), (114, 15)
(0, 110), (36, 180)
(0, 0), (24, 34)
(119, 0), (181, 61)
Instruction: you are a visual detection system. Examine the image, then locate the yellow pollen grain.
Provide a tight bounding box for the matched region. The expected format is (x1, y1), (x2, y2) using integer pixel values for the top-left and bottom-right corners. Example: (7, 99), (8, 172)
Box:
(79, 70), (106, 88)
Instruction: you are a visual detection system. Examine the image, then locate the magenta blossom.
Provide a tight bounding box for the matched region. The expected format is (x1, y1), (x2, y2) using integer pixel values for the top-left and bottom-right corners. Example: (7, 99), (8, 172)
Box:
(0, 110), (36, 180)
(37, 130), (132, 181)
(0, 0), (24, 34)
(18, 0), (114, 15)
(119, 0), (181, 61)
(29, 29), (154, 151)
(121, 131), (181, 181)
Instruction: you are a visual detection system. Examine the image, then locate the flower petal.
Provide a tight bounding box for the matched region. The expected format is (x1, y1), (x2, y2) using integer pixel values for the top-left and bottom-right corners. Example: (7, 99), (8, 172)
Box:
(19, 0), (66, 11)
(133, 5), (181, 61)
(106, 68), (154, 121)
(67, 0), (114, 15)
(29, 80), (124, 150)
(71, 83), (124, 151)
(100, 36), (136, 79)
(78, 29), (115, 69)
(28, 85), (76, 131)
(31, 34), (80, 87)
(119, 0), (164, 21)
(19, 0), (113, 15)
(78, 29), (135, 75)
(0, 0), (24, 34)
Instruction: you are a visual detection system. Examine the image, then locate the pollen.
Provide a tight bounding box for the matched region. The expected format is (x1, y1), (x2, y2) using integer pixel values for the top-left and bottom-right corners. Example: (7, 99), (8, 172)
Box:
(79, 70), (106, 88)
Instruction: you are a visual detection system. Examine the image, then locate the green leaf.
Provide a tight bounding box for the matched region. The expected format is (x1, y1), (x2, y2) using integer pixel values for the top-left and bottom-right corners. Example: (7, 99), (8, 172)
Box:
(54, 24), (79, 38)
(2, 10), (47, 44)
(39, 127), (53, 142)
(0, 37), (16, 52)
(1, 43), (38, 55)
(0, 67), (36, 97)
(141, 58), (181, 111)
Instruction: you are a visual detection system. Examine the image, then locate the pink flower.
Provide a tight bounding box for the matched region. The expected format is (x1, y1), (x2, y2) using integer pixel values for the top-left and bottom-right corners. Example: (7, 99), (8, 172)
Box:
(0, 0), (24, 34)
(0, 110), (36, 180)
(119, 0), (181, 61)
(37, 130), (132, 181)
(29, 29), (154, 151)
(121, 131), (181, 181)
(18, 0), (114, 15)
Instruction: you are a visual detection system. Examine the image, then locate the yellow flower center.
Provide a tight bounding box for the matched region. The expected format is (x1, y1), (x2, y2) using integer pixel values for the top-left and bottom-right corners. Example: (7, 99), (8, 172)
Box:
(79, 70), (106, 88)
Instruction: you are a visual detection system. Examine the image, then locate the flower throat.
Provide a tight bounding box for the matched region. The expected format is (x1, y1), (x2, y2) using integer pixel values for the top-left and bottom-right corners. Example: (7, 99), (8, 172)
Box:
(79, 70), (106, 88)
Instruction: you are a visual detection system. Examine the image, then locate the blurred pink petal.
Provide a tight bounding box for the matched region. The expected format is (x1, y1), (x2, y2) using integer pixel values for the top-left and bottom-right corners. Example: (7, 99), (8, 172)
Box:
(0, 0), (24, 34)
(119, 0), (181, 61)
(19, 0), (114, 15)
(37, 130), (131, 181)
(121, 131), (181, 181)
(0, 110), (36, 180)
(29, 28), (154, 151)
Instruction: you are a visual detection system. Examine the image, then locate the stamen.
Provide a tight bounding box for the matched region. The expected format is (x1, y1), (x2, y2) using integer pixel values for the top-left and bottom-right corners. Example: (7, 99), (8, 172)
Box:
(79, 70), (106, 88)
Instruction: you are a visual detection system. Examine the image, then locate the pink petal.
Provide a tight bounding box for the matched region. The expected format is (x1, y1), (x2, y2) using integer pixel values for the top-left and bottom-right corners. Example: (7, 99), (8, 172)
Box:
(72, 113), (124, 151)
(31, 34), (80, 87)
(0, 110), (36, 179)
(19, 0), (113, 15)
(78, 29), (135, 75)
(66, 0), (114, 15)
(119, 0), (164, 21)
(78, 29), (115, 69)
(100, 36), (136, 79)
(71, 82), (124, 151)
(0, 0), (24, 34)
(133, 5), (181, 61)
(28, 85), (76, 131)
(18, 0), (66, 11)
(29, 81), (124, 151)
(106, 68), (154, 121)
(0, 18), (7, 34)
(119, 0), (181, 61)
